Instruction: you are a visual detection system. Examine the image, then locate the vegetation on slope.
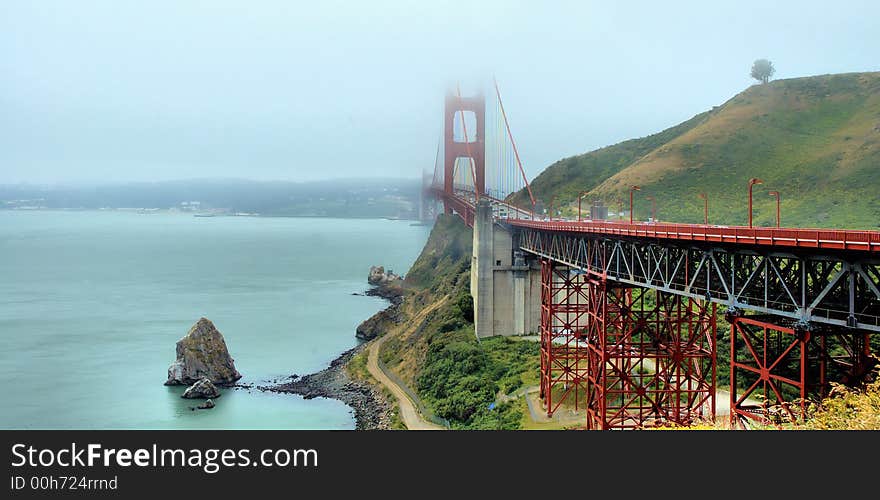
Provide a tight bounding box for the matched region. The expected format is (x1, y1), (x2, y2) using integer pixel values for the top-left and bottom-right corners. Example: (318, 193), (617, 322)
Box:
(803, 377), (880, 430)
(509, 110), (711, 209)
(379, 215), (539, 429)
(518, 72), (880, 229)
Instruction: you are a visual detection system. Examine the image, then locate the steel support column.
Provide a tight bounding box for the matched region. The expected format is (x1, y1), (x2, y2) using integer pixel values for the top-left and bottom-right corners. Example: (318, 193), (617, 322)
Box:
(585, 285), (716, 429)
(539, 258), (717, 429)
(539, 258), (590, 416)
(728, 316), (809, 428)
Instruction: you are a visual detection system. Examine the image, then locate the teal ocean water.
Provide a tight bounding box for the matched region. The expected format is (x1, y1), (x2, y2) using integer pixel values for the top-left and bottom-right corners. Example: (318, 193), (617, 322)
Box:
(0, 211), (429, 429)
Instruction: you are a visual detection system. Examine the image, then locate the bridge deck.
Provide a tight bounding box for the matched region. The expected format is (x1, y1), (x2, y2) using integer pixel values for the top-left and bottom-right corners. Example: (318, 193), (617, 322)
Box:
(436, 189), (880, 254)
(507, 218), (880, 254)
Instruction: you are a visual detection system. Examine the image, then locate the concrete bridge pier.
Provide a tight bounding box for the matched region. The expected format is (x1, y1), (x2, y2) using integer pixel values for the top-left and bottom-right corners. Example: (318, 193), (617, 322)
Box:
(471, 200), (540, 338)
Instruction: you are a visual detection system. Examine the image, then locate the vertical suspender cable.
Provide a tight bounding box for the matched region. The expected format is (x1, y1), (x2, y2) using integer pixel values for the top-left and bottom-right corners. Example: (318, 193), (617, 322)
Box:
(493, 77), (535, 208)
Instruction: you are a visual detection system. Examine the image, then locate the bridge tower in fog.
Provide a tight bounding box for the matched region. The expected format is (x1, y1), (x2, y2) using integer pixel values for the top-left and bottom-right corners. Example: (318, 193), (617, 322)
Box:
(443, 91), (485, 209)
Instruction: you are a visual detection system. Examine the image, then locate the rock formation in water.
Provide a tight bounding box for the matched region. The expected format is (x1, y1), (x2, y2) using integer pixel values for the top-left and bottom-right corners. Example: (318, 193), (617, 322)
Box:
(182, 377), (221, 399)
(165, 318), (242, 386)
(358, 266), (406, 340)
(367, 265), (402, 286)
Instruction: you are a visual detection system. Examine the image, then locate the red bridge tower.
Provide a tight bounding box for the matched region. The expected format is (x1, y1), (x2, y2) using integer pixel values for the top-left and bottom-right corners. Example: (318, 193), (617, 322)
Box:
(444, 91), (485, 208)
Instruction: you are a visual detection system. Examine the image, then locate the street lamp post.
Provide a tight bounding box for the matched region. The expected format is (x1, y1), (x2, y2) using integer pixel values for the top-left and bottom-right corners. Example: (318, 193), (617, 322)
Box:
(768, 190), (780, 228)
(547, 195), (556, 221)
(645, 195), (656, 222)
(697, 193), (708, 225)
(748, 178), (763, 228)
(629, 185), (641, 224)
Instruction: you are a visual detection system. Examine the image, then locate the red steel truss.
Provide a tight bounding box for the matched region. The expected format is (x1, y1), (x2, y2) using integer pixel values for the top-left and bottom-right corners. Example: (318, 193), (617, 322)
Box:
(585, 284), (716, 429)
(539, 258), (590, 415)
(728, 317), (809, 427)
(815, 332), (876, 393)
(540, 259), (716, 429)
(730, 316), (878, 428)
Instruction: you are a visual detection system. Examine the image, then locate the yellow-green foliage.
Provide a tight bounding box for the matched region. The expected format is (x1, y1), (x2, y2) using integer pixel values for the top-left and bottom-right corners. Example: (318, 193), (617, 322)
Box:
(802, 379), (880, 430)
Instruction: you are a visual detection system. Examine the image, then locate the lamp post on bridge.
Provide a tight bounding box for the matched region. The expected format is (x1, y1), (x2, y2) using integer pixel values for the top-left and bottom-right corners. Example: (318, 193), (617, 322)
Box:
(629, 185), (641, 224)
(748, 177), (763, 228)
(768, 190), (780, 228)
(577, 191), (590, 222)
(645, 195), (656, 222)
(697, 193), (708, 225)
(547, 195), (556, 221)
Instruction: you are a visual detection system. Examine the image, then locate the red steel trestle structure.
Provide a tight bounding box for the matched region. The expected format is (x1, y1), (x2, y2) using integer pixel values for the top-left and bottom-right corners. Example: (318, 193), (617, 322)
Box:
(727, 315), (875, 428)
(539, 258), (716, 429)
(539, 258), (591, 415)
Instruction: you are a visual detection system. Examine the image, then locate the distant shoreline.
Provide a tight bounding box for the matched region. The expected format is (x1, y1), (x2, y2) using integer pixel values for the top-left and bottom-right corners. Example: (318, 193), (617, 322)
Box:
(0, 208), (422, 222)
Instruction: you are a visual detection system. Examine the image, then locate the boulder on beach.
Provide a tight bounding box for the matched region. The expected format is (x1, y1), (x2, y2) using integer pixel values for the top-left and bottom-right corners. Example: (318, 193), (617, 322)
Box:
(182, 378), (221, 399)
(165, 318), (242, 386)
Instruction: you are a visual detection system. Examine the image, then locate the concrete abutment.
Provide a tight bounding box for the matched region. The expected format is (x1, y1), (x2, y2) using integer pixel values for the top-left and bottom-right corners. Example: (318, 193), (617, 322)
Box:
(471, 200), (540, 338)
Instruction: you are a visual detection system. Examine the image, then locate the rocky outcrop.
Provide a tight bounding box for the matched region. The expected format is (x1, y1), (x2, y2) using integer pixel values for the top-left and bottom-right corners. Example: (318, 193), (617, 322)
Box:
(265, 345), (392, 430)
(368, 266), (402, 286)
(358, 266), (406, 341)
(165, 318), (242, 386)
(198, 399), (216, 409)
(356, 305), (402, 341)
(182, 377), (221, 399)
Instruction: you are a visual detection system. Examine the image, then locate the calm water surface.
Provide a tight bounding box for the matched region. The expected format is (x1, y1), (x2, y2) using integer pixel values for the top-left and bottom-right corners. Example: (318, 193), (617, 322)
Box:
(0, 211), (429, 429)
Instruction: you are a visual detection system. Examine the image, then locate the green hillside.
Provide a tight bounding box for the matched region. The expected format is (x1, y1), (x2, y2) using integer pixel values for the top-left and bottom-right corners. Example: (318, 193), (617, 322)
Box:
(516, 72), (880, 229)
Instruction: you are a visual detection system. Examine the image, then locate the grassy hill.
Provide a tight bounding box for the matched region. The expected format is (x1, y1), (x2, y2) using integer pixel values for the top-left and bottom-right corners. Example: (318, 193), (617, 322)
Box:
(515, 72), (880, 229)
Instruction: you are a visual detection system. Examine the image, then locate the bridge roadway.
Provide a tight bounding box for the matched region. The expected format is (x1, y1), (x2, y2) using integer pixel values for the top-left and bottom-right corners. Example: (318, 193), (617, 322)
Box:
(440, 190), (880, 333)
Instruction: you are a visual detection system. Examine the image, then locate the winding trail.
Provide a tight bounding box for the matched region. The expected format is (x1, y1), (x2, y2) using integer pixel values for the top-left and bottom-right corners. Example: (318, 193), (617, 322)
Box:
(366, 330), (445, 431)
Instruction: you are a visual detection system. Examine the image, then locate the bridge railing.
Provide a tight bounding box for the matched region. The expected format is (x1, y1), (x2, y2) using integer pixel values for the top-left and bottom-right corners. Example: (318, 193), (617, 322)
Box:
(507, 218), (880, 254)
(430, 188), (880, 253)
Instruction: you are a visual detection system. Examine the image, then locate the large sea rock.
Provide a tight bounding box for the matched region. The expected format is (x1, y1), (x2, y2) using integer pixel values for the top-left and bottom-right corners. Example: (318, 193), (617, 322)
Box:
(165, 318), (242, 386)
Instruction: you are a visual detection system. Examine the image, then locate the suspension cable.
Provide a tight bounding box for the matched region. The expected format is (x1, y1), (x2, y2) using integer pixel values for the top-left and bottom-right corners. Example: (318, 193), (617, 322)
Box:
(493, 76), (535, 208)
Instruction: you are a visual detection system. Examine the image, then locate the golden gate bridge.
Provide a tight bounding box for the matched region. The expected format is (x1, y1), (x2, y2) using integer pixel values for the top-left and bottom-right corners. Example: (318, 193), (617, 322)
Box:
(425, 80), (880, 429)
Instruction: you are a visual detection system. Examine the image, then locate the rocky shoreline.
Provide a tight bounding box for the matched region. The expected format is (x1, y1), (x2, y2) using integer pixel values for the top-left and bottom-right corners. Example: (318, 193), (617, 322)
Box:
(263, 343), (392, 430)
(265, 271), (405, 430)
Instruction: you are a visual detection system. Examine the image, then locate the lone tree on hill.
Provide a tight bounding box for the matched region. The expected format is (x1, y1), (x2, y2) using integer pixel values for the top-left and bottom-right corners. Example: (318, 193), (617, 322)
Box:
(751, 59), (775, 84)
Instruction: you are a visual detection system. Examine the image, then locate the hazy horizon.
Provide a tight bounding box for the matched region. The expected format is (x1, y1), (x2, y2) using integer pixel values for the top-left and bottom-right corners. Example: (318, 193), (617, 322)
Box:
(3, 1), (879, 185)
(0, 176), (422, 189)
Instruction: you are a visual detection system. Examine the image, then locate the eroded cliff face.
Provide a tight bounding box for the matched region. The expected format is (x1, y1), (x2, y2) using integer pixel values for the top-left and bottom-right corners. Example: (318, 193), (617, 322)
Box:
(165, 318), (242, 386)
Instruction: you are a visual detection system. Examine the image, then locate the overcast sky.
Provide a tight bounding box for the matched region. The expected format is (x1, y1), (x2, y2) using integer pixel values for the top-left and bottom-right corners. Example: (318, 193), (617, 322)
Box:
(2, 0), (878, 185)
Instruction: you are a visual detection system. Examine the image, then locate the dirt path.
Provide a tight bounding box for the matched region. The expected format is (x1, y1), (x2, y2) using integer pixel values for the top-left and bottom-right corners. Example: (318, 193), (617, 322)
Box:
(366, 331), (445, 431)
